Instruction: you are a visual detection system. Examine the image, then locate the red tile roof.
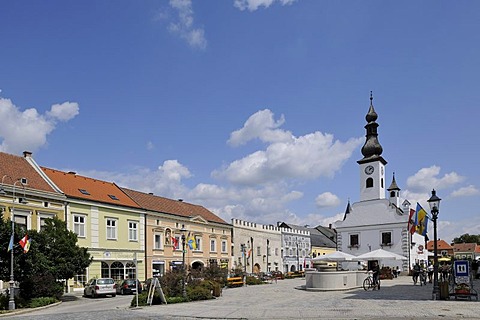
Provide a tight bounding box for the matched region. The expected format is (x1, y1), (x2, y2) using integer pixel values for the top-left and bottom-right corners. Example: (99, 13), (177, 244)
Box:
(42, 167), (140, 208)
(120, 187), (227, 225)
(0, 152), (58, 193)
(426, 240), (453, 251)
(452, 243), (478, 253)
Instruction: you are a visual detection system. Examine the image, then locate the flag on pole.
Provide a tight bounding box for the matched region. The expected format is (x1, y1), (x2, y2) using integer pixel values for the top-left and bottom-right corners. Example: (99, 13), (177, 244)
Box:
(172, 236), (179, 249)
(407, 208), (416, 234)
(7, 234), (13, 252)
(187, 232), (197, 250)
(415, 203), (429, 236)
(19, 234), (31, 253)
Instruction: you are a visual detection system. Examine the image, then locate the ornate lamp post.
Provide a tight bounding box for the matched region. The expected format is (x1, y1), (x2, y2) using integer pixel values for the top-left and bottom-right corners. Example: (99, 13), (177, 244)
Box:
(0, 176), (28, 310)
(428, 189), (441, 300)
(180, 224), (187, 299)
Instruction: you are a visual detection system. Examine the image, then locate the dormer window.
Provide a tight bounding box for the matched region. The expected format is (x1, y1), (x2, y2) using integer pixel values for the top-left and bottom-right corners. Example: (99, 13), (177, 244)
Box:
(79, 189), (90, 195)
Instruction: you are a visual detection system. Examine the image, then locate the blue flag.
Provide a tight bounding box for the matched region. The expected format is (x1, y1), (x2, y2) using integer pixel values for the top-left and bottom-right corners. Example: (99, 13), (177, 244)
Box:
(7, 234), (13, 252)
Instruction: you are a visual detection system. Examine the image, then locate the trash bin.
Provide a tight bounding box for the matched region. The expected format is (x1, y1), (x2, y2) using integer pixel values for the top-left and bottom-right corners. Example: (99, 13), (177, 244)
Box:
(439, 281), (449, 300)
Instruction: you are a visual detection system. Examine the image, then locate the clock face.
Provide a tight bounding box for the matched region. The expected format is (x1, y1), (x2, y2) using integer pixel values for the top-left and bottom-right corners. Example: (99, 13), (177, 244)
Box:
(365, 165), (374, 175)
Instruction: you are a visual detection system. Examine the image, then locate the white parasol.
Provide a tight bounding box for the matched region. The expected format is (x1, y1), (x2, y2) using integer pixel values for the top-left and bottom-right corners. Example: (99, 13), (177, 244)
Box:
(311, 251), (357, 262)
(354, 248), (407, 261)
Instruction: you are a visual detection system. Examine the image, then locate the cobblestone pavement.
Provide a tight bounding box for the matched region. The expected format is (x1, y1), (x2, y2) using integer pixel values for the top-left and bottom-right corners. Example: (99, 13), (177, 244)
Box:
(2, 276), (480, 320)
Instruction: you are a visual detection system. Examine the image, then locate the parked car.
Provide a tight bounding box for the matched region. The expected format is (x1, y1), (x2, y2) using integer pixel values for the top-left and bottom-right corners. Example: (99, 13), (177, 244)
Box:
(84, 278), (117, 298)
(116, 279), (142, 295)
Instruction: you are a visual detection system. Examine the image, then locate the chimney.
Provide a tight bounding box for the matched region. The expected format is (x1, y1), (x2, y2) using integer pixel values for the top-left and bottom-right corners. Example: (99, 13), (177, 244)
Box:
(23, 151), (32, 158)
(329, 224), (332, 229)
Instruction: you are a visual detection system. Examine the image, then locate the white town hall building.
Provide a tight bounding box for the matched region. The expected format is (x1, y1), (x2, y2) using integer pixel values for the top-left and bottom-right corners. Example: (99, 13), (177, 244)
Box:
(334, 94), (428, 272)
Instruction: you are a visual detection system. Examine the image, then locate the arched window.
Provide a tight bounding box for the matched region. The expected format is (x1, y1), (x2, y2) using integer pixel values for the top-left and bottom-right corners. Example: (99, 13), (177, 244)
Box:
(111, 261), (124, 280)
(126, 262), (136, 279)
(390, 191), (396, 197)
(101, 262), (110, 278)
(366, 178), (373, 188)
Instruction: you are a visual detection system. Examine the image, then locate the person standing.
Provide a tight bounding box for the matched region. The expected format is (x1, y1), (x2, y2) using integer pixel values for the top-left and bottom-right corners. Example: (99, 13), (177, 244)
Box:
(427, 263), (434, 283)
(372, 261), (380, 290)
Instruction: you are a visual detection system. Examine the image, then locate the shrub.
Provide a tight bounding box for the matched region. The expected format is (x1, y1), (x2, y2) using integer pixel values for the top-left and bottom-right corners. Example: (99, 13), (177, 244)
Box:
(166, 296), (187, 304)
(186, 284), (212, 301)
(246, 276), (264, 286)
(19, 274), (64, 301)
(0, 293), (8, 310)
(27, 297), (57, 308)
(130, 290), (164, 307)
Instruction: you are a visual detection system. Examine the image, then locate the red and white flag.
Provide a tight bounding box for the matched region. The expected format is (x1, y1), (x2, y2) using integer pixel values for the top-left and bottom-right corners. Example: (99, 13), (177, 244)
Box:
(19, 234), (31, 253)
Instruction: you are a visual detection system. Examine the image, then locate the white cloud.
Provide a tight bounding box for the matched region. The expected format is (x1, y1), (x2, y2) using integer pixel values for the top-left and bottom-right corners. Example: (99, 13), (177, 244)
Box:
(315, 192), (341, 208)
(234, 0), (297, 11)
(0, 97), (79, 155)
(228, 109), (292, 146)
(167, 0), (207, 50)
(406, 166), (465, 193)
(46, 102), (79, 121)
(451, 185), (480, 197)
(79, 159), (192, 200)
(216, 110), (362, 185)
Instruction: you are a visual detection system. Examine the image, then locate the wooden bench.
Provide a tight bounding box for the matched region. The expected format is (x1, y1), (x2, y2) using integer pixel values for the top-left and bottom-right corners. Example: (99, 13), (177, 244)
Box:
(227, 277), (244, 287)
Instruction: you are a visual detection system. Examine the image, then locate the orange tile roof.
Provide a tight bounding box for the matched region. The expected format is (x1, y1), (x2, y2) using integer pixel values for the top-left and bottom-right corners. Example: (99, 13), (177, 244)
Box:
(426, 240), (453, 251)
(120, 187), (228, 225)
(453, 243), (477, 253)
(42, 167), (140, 208)
(0, 152), (58, 193)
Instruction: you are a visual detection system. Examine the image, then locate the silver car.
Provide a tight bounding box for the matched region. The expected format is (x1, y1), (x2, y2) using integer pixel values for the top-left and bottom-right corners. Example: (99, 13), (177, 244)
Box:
(84, 278), (117, 298)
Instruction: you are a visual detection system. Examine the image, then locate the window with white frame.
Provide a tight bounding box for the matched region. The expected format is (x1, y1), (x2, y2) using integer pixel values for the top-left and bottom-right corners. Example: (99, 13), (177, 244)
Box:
(154, 233), (162, 250)
(381, 231), (392, 246)
(210, 239), (216, 252)
(106, 218), (117, 240)
(73, 214), (86, 237)
(38, 213), (54, 232)
(221, 240), (227, 253)
(349, 233), (359, 247)
(14, 214), (28, 232)
(128, 221), (138, 241)
(194, 236), (201, 251)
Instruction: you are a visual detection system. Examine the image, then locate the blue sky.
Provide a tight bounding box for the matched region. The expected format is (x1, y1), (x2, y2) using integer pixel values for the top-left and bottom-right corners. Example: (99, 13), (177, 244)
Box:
(1, 0), (479, 243)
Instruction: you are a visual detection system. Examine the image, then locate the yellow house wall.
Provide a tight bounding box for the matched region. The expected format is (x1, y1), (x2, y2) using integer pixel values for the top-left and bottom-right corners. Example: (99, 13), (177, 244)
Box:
(66, 202), (145, 282)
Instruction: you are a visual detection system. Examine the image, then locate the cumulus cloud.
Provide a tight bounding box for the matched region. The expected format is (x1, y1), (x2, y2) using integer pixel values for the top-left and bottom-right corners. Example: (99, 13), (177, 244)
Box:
(79, 159), (192, 200)
(46, 102), (79, 121)
(228, 109), (292, 146)
(216, 109), (362, 185)
(406, 166), (465, 192)
(167, 0), (207, 50)
(451, 185), (480, 197)
(0, 97), (79, 155)
(315, 192), (341, 208)
(234, 0), (297, 11)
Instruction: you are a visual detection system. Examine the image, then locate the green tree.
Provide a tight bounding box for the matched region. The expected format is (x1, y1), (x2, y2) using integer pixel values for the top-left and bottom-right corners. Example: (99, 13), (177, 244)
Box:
(0, 216), (92, 300)
(452, 233), (480, 244)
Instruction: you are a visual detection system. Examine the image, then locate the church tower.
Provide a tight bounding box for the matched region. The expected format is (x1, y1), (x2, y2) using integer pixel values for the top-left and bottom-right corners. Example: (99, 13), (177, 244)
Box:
(387, 172), (401, 207)
(357, 93), (387, 201)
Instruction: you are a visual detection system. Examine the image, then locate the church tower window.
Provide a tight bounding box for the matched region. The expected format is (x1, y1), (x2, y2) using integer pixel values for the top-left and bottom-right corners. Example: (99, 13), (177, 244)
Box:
(366, 178), (373, 188)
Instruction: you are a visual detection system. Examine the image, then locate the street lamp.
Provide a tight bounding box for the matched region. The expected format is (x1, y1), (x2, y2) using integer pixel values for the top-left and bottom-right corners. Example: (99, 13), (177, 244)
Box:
(0, 176), (28, 310)
(180, 224), (187, 299)
(428, 189), (441, 300)
(266, 239), (269, 273)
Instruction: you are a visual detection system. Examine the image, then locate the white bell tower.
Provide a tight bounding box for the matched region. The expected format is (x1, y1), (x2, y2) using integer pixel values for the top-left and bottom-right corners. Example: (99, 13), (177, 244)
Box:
(357, 93), (387, 202)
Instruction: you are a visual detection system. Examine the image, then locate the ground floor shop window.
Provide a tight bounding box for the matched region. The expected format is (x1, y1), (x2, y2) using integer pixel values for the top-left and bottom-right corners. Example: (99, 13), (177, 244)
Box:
(152, 261), (165, 277)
